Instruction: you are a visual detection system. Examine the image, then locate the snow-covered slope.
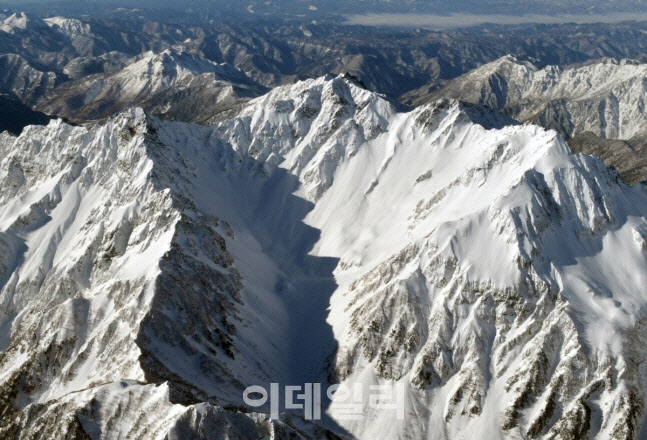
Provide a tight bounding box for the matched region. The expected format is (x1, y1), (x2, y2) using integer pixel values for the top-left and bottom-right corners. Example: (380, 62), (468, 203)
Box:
(44, 16), (95, 40)
(417, 55), (647, 141)
(0, 106), (343, 439)
(0, 12), (50, 34)
(39, 49), (267, 124)
(2, 75), (647, 439)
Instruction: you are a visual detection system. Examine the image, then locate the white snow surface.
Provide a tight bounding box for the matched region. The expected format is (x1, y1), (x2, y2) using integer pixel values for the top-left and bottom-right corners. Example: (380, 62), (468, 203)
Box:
(1, 75), (647, 439)
(0, 12), (47, 33)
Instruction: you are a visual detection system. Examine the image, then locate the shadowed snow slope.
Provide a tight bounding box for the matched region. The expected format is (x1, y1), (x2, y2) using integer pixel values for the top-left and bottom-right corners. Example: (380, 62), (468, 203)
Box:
(1, 75), (647, 439)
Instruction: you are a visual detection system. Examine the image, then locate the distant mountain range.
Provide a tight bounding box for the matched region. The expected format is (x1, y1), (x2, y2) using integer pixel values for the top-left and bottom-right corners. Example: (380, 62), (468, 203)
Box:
(39, 49), (267, 123)
(408, 55), (647, 140)
(3, 11), (647, 185)
(4, 11), (647, 124)
(3, 0), (646, 16)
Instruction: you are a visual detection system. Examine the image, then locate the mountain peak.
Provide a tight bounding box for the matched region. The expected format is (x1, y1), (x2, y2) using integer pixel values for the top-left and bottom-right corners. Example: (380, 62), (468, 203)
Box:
(126, 49), (254, 85)
(3, 73), (647, 439)
(482, 53), (539, 73)
(1, 12), (48, 33)
(39, 49), (265, 124)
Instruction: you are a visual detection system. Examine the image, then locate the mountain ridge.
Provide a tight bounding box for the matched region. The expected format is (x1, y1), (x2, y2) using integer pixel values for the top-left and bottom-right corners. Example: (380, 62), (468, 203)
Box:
(413, 55), (647, 140)
(38, 49), (268, 124)
(2, 76), (647, 438)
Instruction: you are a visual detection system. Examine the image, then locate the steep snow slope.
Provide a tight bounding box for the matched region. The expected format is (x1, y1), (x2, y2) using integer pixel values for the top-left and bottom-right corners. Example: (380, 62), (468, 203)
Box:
(39, 49), (267, 124)
(0, 107), (343, 439)
(2, 75), (647, 439)
(218, 77), (647, 439)
(314, 103), (647, 440)
(414, 55), (647, 141)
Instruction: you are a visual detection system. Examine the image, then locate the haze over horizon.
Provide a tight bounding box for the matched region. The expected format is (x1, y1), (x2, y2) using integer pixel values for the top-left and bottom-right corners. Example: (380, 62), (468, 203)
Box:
(1, 0), (647, 21)
(343, 11), (647, 29)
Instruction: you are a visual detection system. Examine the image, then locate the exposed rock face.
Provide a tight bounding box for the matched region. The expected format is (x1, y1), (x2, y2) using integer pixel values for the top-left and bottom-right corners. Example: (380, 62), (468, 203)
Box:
(568, 132), (647, 185)
(0, 108), (335, 438)
(2, 76), (647, 439)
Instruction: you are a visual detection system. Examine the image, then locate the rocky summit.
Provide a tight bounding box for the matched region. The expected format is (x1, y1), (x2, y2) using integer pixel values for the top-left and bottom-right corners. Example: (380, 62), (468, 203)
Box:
(2, 75), (647, 439)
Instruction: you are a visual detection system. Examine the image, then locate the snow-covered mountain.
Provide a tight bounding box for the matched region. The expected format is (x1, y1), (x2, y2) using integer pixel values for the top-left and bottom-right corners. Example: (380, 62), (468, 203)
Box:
(0, 54), (61, 106)
(0, 12), (50, 34)
(38, 49), (267, 124)
(2, 75), (647, 439)
(408, 55), (647, 184)
(414, 55), (647, 141)
(7, 10), (647, 129)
